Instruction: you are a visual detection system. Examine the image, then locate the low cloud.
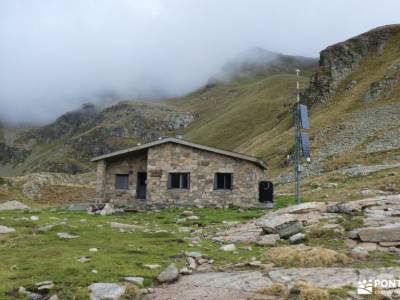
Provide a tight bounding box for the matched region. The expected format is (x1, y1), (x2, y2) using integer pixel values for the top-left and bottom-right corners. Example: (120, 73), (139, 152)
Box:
(0, 0), (399, 124)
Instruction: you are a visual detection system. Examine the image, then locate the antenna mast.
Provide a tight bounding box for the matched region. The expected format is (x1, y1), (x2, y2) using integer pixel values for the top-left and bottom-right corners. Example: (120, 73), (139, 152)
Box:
(295, 69), (301, 204)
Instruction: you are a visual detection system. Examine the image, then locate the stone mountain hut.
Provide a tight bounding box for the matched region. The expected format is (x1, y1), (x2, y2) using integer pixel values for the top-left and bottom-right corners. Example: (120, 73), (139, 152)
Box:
(91, 137), (268, 208)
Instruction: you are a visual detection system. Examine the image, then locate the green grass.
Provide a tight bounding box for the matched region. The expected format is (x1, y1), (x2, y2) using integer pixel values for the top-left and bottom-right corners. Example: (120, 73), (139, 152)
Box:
(0, 208), (264, 299)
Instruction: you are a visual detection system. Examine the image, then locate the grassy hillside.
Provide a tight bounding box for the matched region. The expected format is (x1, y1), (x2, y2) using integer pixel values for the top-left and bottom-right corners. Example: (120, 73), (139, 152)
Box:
(168, 73), (311, 154)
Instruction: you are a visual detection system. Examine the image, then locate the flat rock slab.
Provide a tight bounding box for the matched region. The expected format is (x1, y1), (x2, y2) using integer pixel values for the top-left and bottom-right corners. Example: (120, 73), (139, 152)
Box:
(88, 283), (126, 300)
(0, 200), (30, 211)
(268, 267), (400, 288)
(358, 223), (400, 242)
(143, 272), (271, 300)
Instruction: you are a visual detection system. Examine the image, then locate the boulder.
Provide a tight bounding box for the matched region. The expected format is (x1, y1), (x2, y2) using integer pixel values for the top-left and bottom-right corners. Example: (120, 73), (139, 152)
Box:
(88, 283), (126, 300)
(255, 234), (280, 246)
(157, 264), (179, 283)
(260, 214), (303, 238)
(0, 200), (30, 211)
(219, 244), (236, 252)
(187, 216), (199, 220)
(358, 223), (400, 242)
(326, 202), (353, 214)
(357, 242), (377, 251)
(290, 233), (306, 244)
(122, 276), (144, 286)
(0, 225), (16, 234)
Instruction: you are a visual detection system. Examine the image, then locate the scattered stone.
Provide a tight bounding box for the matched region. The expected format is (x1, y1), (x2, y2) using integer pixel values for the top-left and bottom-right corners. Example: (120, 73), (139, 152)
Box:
(176, 218), (187, 224)
(77, 256), (91, 263)
(88, 283), (126, 300)
(179, 267), (192, 275)
(0, 200), (30, 211)
(326, 202), (353, 214)
(100, 203), (116, 216)
(36, 281), (54, 291)
(157, 263), (179, 283)
(30, 216), (39, 221)
(143, 264), (161, 270)
(122, 276), (144, 286)
(110, 222), (143, 230)
(56, 232), (79, 239)
(358, 223), (400, 242)
(92, 269), (98, 274)
(197, 258), (209, 265)
(37, 225), (56, 232)
(260, 214), (303, 238)
(187, 257), (197, 269)
(186, 215), (199, 220)
(28, 293), (43, 300)
(289, 233), (306, 243)
(89, 248), (98, 252)
(351, 246), (369, 260)
(321, 183), (338, 189)
(180, 211), (194, 217)
(219, 244), (236, 252)
(49, 295), (59, 300)
(0, 225), (16, 234)
(248, 261), (262, 267)
(256, 234), (280, 246)
(185, 251), (202, 259)
(178, 227), (191, 233)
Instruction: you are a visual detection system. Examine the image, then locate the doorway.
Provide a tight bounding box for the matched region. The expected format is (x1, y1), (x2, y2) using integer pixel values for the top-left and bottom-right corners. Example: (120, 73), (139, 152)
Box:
(259, 181), (273, 203)
(137, 172), (147, 199)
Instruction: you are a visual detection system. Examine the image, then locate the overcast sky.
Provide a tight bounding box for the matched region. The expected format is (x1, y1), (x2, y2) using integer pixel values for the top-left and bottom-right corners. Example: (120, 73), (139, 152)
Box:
(0, 0), (399, 124)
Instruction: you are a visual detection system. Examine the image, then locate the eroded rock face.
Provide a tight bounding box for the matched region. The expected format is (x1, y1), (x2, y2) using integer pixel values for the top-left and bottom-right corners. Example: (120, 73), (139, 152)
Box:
(305, 24), (400, 105)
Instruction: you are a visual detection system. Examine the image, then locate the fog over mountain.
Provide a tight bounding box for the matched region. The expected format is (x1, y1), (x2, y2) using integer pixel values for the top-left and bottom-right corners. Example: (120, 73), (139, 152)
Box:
(1, 0), (399, 124)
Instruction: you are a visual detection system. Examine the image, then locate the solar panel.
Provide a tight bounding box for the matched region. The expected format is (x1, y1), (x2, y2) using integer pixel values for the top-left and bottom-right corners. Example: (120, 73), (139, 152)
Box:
(299, 104), (310, 129)
(300, 132), (311, 158)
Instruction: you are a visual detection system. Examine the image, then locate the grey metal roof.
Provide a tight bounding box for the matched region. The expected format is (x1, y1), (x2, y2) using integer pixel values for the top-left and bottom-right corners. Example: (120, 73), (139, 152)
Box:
(91, 137), (267, 169)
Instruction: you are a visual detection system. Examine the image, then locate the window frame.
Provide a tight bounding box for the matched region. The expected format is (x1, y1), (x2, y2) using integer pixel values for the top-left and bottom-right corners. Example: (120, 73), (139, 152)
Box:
(168, 172), (190, 189)
(214, 173), (233, 190)
(115, 174), (129, 190)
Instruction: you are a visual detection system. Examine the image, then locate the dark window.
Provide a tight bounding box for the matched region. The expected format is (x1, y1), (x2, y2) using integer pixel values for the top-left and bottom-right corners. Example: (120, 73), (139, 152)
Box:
(214, 173), (233, 190)
(115, 174), (129, 189)
(168, 173), (190, 189)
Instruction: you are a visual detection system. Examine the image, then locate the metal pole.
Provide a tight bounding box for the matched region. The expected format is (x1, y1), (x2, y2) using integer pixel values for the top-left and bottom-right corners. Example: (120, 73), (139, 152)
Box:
(295, 69), (301, 204)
